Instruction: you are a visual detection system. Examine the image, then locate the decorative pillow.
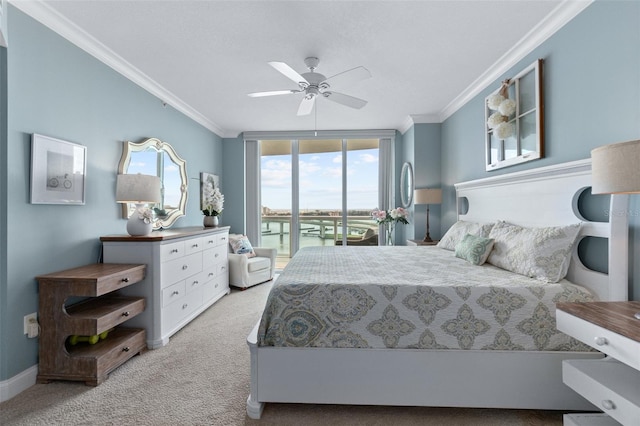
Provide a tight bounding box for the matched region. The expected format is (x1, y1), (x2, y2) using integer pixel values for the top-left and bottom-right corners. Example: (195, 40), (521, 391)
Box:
(437, 220), (495, 251)
(486, 221), (581, 283)
(228, 234), (256, 258)
(454, 233), (495, 265)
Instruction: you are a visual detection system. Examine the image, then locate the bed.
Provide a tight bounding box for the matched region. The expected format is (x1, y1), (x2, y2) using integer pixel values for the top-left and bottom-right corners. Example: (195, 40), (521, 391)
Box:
(246, 159), (630, 419)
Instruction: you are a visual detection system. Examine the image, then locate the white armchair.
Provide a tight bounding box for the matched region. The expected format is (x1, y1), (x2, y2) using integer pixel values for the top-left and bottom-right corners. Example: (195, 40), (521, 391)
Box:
(228, 247), (277, 290)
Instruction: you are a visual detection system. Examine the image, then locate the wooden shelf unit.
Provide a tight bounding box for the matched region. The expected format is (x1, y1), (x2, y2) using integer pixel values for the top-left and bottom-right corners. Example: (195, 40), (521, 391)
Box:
(36, 263), (147, 386)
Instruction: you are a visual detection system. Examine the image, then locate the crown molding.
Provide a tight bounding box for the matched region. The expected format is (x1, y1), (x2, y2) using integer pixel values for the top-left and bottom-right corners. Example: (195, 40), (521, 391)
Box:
(438, 0), (592, 122)
(399, 114), (440, 134)
(10, 0), (226, 137)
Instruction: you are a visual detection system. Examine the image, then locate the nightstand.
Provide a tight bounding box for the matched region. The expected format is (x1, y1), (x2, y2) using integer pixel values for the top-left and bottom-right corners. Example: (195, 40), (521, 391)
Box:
(407, 239), (438, 246)
(556, 301), (640, 426)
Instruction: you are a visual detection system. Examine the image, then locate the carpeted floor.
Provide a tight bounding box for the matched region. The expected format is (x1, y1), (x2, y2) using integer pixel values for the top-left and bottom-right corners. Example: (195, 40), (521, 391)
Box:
(0, 281), (564, 425)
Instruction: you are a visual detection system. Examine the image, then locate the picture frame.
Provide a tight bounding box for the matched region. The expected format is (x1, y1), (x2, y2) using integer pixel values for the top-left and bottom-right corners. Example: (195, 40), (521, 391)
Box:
(485, 59), (544, 171)
(200, 172), (220, 210)
(30, 134), (87, 205)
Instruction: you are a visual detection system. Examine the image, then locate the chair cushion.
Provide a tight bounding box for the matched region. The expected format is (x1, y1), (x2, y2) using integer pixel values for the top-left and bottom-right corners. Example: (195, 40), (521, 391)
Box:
(229, 234), (256, 258)
(247, 256), (270, 273)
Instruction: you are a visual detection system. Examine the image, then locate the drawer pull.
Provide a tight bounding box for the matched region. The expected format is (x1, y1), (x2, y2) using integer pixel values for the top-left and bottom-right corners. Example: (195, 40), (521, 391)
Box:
(171, 249), (179, 253)
(121, 277), (129, 283)
(221, 237), (227, 241)
(208, 240), (214, 244)
(215, 283), (219, 288)
(594, 336), (608, 346)
(182, 303), (188, 309)
(122, 311), (130, 317)
(192, 244), (198, 248)
(215, 253), (219, 258)
(182, 265), (188, 270)
(172, 290), (179, 296)
(208, 272), (214, 277)
(122, 346), (130, 352)
(192, 280), (199, 286)
(601, 400), (615, 410)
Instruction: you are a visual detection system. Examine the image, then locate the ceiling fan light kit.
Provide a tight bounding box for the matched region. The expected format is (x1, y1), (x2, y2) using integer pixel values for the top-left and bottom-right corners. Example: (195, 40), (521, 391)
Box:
(248, 57), (371, 116)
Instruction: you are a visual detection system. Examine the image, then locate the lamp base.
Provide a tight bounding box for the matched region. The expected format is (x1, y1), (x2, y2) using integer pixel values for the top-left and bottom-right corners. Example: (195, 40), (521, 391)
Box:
(422, 235), (434, 243)
(126, 214), (152, 236)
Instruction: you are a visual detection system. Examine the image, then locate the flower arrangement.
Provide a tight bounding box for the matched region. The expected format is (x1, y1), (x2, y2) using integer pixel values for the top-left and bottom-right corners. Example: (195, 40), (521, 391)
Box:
(487, 79), (515, 140)
(202, 184), (224, 217)
(371, 207), (409, 245)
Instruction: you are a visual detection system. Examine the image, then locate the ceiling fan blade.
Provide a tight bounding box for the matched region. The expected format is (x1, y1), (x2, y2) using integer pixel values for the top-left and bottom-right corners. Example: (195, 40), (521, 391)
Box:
(297, 96), (316, 116)
(269, 61), (309, 86)
(323, 66), (371, 88)
(248, 90), (297, 98)
(324, 91), (367, 109)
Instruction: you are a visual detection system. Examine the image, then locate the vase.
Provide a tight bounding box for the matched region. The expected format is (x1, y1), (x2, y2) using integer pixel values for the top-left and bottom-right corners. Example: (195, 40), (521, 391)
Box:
(386, 225), (394, 246)
(204, 215), (219, 227)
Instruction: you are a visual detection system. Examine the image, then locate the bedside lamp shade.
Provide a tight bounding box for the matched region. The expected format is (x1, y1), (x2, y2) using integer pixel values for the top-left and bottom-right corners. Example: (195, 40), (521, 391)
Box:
(414, 188), (442, 243)
(414, 188), (442, 205)
(591, 140), (640, 194)
(116, 174), (161, 203)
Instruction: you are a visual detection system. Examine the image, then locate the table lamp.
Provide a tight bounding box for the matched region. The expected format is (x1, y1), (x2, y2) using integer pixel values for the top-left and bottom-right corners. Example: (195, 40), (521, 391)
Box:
(591, 139), (640, 317)
(116, 173), (161, 236)
(414, 188), (442, 243)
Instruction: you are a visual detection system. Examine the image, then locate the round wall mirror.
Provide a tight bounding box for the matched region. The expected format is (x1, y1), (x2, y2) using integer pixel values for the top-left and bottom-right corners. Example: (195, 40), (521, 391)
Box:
(400, 162), (414, 208)
(118, 137), (188, 229)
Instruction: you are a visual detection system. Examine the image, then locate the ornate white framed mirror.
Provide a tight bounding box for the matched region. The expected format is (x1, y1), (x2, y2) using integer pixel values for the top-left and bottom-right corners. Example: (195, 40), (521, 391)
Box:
(400, 161), (414, 208)
(117, 137), (188, 229)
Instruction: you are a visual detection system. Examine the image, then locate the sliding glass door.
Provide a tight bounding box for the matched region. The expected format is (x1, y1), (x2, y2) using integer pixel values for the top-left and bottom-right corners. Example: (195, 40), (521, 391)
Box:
(260, 138), (381, 268)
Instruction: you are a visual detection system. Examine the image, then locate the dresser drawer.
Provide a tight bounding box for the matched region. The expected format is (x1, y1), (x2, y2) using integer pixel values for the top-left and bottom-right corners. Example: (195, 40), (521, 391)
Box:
(203, 276), (227, 302)
(161, 252), (204, 288)
(160, 240), (184, 260)
(162, 288), (202, 332)
(185, 269), (207, 294)
(204, 245), (227, 265)
(557, 310), (640, 370)
(184, 236), (206, 255)
(563, 358), (640, 426)
(216, 232), (229, 246)
(201, 235), (219, 250)
(162, 281), (185, 307)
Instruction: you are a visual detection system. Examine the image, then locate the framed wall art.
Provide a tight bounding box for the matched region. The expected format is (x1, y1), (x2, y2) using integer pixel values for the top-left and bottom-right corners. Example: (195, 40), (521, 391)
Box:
(30, 134), (87, 205)
(485, 59), (544, 171)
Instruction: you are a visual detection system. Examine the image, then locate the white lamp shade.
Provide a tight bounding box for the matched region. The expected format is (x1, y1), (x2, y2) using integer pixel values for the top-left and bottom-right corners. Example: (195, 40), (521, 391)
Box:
(414, 188), (442, 205)
(591, 140), (640, 194)
(116, 174), (161, 203)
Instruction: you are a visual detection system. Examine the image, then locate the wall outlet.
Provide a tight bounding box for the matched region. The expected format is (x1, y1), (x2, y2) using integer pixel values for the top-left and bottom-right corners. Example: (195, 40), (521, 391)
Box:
(24, 312), (37, 335)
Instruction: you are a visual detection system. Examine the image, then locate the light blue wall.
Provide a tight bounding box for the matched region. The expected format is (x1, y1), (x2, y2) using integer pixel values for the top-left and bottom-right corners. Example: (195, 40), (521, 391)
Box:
(222, 135), (246, 235)
(1, 7), (223, 380)
(439, 1), (640, 299)
(413, 123), (442, 242)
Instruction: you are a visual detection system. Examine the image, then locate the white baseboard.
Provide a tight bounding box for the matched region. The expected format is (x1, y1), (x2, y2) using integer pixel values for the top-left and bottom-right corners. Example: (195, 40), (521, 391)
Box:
(0, 364), (37, 402)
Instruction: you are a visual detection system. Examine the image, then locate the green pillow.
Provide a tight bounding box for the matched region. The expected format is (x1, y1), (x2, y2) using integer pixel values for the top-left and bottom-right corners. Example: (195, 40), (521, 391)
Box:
(454, 233), (495, 265)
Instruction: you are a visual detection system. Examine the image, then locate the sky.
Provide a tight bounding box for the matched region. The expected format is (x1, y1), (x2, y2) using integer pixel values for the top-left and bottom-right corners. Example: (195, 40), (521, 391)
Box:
(261, 148), (379, 211)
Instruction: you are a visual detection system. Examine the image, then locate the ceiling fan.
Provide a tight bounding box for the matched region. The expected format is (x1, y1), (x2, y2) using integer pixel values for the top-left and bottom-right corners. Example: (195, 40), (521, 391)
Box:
(248, 57), (371, 116)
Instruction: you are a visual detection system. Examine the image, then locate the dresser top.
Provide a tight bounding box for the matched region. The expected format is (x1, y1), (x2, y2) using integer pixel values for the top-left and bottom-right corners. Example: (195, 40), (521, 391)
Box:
(557, 301), (640, 343)
(100, 226), (230, 242)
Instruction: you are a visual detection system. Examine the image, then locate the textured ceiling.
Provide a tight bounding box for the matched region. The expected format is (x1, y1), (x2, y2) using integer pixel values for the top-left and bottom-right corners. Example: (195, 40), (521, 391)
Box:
(18, 1), (587, 137)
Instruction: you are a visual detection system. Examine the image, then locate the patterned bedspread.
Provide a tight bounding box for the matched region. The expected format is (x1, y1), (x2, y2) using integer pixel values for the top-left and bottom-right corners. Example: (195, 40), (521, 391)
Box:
(257, 246), (595, 351)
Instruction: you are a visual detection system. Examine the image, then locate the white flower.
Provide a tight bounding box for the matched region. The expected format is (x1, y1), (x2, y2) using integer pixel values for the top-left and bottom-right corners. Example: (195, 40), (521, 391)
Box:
(137, 206), (154, 224)
(487, 112), (507, 129)
(494, 122), (515, 139)
(203, 184), (224, 216)
(498, 98), (516, 116)
(487, 93), (504, 110)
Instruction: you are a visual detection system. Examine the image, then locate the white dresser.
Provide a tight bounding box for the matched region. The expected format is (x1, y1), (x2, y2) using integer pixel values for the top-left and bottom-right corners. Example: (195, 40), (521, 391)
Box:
(556, 302), (640, 426)
(101, 226), (230, 349)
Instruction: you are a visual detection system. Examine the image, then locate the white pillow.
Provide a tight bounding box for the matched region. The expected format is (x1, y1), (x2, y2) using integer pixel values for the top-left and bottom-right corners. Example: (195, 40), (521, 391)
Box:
(228, 234), (256, 258)
(486, 221), (581, 283)
(437, 220), (495, 251)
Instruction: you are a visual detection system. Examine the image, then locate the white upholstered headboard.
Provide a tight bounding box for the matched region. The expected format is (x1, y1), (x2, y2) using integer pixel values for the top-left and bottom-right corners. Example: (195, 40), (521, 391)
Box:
(454, 159), (629, 302)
